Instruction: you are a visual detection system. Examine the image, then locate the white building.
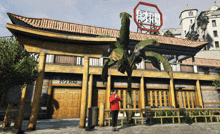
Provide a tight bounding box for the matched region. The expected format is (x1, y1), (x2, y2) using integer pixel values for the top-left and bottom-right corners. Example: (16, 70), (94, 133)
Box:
(159, 2), (220, 60)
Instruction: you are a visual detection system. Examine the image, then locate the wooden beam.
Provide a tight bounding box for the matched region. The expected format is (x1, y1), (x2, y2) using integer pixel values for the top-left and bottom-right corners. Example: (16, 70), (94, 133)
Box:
(14, 84), (28, 130)
(164, 91), (167, 106)
(155, 91), (158, 107)
(123, 90), (126, 109)
(133, 90), (136, 109)
(159, 91), (162, 106)
(150, 91), (153, 106)
(186, 92), (190, 108)
(87, 74), (93, 117)
(118, 90), (122, 112)
(190, 92), (194, 108)
(27, 52), (46, 131)
(196, 80), (203, 108)
(178, 91), (182, 108)
(169, 79), (176, 108)
(43, 65), (217, 81)
(182, 92), (186, 108)
(3, 103), (14, 127)
(52, 83), (82, 87)
(79, 55), (89, 128)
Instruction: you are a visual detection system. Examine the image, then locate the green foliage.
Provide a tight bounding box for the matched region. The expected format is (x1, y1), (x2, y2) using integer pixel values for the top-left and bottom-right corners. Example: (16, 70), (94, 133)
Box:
(163, 30), (174, 37)
(0, 36), (40, 94)
(212, 74), (220, 87)
(96, 35), (112, 38)
(186, 31), (199, 41)
(197, 13), (209, 30)
(119, 12), (132, 47)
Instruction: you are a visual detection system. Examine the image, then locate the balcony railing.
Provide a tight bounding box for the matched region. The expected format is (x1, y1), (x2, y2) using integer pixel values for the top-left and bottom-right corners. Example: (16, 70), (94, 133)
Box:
(41, 54), (220, 75)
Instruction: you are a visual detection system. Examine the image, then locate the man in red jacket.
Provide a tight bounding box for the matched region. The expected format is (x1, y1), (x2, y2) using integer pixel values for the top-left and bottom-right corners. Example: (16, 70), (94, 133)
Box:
(109, 89), (122, 131)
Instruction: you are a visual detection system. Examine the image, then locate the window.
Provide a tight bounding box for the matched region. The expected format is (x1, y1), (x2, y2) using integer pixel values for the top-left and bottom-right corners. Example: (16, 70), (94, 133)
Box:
(188, 12), (193, 16)
(184, 30), (186, 34)
(190, 19), (192, 24)
(215, 41), (219, 48)
(212, 20), (217, 27)
(213, 30), (218, 37)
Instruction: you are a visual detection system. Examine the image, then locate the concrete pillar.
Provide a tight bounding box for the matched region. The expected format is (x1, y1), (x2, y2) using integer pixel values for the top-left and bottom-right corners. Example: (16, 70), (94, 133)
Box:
(99, 57), (103, 66)
(176, 55), (180, 72)
(27, 52), (46, 131)
(192, 56), (198, 73)
(160, 62), (164, 71)
(141, 60), (145, 69)
(79, 55), (89, 128)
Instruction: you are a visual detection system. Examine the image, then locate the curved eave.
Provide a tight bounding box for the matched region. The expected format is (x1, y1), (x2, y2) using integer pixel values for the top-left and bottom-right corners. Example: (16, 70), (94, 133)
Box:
(6, 23), (117, 43)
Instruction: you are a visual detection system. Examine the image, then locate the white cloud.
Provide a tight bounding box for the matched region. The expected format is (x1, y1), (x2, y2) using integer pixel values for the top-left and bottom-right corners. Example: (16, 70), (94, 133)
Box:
(64, 0), (76, 6)
(26, 13), (48, 18)
(0, 4), (6, 12)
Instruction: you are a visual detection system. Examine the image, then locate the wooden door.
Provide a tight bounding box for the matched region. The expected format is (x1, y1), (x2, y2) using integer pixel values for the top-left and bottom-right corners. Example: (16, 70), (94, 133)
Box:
(52, 88), (81, 119)
(92, 88), (106, 108)
(97, 89), (106, 109)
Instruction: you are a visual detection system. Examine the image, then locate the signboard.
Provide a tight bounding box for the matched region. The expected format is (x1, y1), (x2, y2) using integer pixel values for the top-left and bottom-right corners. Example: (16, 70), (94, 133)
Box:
(134, 2), (163, 32)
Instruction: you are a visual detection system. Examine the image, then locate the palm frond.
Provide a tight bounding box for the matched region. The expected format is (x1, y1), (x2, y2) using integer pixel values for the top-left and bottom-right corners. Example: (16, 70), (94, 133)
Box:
(145, 51), (173, 80)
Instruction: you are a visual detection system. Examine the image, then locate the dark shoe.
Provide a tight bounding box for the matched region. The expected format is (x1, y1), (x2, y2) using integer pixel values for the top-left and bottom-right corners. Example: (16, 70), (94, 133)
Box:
(112, 128), (116, 131)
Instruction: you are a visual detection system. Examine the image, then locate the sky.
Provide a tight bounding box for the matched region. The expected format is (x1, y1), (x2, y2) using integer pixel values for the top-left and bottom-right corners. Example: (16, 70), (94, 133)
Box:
(0, 0), (218, 37)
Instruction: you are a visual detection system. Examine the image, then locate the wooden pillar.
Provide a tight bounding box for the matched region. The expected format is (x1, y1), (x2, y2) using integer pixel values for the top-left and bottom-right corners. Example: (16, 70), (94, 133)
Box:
(169, 79), (176, 108)
(27, 52), (46, 131)
(2, 103), (14, 128)
(99, 103), (104, 127)
(106, 75), (111, 110)
(46, 78), (53, 119)
(118, 90), (122, 111)
(14, 84), (28, 130)
(87, 74), (93, 117)
(196, 79), (203, 108)
(140, 77), (145, 109)
(79, 55), (89, 128)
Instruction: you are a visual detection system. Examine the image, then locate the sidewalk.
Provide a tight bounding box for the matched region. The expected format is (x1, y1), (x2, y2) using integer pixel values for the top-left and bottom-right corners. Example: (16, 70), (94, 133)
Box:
(1, 118), (220, 134)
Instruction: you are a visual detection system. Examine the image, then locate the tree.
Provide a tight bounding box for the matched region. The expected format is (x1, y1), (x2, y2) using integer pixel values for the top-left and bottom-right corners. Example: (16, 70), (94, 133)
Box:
(186, 31), (199, 41)
(197, 13), (209, 49)
(0, 36), (40, 105)
(101, 12), (173, 123)
(212, 74), (220, 88)
(163, 30), (174, 37)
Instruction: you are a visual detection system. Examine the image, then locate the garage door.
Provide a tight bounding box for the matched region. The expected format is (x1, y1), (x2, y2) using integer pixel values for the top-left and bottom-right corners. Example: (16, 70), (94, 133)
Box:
(52, 88), (81, 119)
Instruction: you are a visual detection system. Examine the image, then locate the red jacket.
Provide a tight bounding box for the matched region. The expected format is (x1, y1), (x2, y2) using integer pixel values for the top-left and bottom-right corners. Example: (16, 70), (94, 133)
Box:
(109, 94), (122, 111)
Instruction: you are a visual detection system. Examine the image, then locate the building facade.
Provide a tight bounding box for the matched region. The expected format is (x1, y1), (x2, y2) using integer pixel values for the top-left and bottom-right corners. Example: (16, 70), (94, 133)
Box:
(1, 12), (220, 125)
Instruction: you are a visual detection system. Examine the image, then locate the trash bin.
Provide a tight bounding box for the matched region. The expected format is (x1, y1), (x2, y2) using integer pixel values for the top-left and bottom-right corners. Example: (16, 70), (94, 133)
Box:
(86, 106), (99, 130)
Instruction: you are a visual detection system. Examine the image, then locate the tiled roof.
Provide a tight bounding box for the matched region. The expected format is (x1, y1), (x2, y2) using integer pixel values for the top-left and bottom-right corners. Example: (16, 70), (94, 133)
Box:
(204, 3), (220, 11)
(182, 57), (220, 67)
(7, 12), (208, 48)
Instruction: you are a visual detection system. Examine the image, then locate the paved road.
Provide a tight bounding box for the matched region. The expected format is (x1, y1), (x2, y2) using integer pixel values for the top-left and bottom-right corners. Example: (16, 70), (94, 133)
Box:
(1, 119), (220, 134)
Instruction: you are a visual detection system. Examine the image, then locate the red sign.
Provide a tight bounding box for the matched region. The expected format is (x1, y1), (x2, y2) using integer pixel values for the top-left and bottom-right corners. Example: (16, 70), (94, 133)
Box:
(133, 2), (163, 32)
